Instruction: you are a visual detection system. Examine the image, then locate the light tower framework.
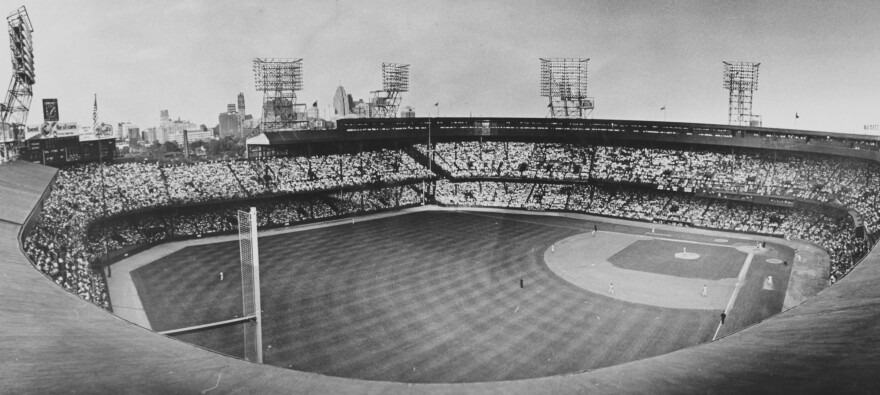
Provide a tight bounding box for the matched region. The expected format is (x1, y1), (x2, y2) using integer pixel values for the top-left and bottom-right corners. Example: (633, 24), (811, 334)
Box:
(1, 6), (34, 161)
(253, 58), (304, 132)
(723, 61), (760, 126)
(370, 62), (409, 118)
(540, 58), (593, 119)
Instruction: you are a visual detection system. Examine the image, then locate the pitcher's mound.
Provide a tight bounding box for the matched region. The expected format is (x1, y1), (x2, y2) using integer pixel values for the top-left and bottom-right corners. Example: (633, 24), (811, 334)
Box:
(674, 252), (700, 260)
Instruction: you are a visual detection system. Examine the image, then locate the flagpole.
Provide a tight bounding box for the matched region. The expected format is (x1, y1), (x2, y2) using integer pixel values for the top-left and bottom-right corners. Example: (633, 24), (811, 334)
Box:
(427, 115), (433, 202)
(427, 116), (432, 173)
(94, 93), (110, 278)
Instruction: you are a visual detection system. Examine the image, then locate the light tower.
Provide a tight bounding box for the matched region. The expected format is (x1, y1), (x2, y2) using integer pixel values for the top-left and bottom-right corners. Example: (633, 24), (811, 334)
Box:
(370, 62), (409, 118)
(253, 58), (304, 132)
(723, 61), (760, 126)
(540, 58), (592, 118)
(1, 6), (34, 161)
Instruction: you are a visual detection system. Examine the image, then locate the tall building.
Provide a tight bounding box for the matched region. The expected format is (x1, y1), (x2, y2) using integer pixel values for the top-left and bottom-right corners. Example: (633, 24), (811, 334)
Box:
(142, 127), (157, 143)
(117, 122), (135, 141)
(352, 99), (372, 118)
(166, 123), (208, 146)
(241, 115), (258, 137)
(333, 86), (352, 117)
(219, 108), (242, 138)
(158, 110), (172, 143)
(158, 110), (198, 145)
(128, 127), (140, 146)
(307, 104), (320, 120)
(218, 94), (248, 138)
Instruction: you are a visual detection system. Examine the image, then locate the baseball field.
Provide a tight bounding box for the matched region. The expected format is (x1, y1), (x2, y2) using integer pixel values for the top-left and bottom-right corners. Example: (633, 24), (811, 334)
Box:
(127, 210), (795, 383)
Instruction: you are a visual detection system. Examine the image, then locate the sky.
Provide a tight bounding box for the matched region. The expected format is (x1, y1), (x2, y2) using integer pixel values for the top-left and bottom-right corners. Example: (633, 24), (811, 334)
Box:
(2, 0), (879, 133)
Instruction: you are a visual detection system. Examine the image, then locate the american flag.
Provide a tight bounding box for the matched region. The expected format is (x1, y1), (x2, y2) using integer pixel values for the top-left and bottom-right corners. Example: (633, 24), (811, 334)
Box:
(92, 94), (98, 132)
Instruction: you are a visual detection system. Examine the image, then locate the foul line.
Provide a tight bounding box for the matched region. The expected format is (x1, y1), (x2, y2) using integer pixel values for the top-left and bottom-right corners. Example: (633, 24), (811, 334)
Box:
(713, 253), (754, 340)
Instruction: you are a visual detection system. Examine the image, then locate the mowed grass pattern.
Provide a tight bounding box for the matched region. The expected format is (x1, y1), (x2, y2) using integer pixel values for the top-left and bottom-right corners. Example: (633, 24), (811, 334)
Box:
(132, 211), (719, 383)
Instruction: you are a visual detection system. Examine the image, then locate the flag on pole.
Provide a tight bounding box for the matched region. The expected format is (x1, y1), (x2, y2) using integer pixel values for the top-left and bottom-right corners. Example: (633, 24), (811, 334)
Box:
(312, 101), (318, 107)
(660, 106), (666, 111)
(92, 94), (98, 132)
(434, 102), (439, 106)
(795, 112), (799, 119)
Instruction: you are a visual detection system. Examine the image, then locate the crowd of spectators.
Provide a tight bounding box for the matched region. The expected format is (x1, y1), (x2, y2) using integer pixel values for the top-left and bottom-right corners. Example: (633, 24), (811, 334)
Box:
(87, 184), (425, 260)
(422, 142), (589, 180)
(20, 142), (880, 310)
(422, 142), (880, 232)
(23, 149), (432, 310)
(24, 166), (113, 308)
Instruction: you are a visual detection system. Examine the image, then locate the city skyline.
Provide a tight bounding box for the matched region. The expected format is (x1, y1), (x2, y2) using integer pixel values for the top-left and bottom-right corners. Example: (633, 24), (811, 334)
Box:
(2, 0), (879, 133)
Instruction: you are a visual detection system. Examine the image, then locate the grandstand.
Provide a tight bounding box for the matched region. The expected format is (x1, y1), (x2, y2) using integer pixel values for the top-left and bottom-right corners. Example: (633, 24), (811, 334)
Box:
(3, 118), (880, 392)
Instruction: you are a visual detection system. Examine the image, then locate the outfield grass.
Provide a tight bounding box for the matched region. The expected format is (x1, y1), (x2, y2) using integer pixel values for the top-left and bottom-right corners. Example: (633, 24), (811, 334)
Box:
(131, 211), (727, 383)
(608, 239), (747, 280)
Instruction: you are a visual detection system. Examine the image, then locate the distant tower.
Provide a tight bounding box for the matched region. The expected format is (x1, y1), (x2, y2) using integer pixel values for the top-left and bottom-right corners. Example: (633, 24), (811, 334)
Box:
(333, 86), (351, 116)
(540, 58), (593, 118)
(237, 92), (245, 115)
(253, 58), (304, 132)
(722, 61), (760, 126)
(370, 63), (409, 118)
(1, 6), (35, 160)
(160, 109), (170, 123)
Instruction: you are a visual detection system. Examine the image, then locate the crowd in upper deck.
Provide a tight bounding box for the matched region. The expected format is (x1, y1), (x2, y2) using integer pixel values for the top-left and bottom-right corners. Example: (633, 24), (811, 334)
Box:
(419, 142), (880, 231)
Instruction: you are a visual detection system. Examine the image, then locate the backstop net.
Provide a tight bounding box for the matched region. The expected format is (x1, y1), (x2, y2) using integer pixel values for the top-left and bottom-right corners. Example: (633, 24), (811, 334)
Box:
(238, 207), (263, 363)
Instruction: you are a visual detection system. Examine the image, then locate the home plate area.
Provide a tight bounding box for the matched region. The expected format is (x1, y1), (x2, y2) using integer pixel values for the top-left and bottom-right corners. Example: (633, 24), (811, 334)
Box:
(674, 250), (700, 260)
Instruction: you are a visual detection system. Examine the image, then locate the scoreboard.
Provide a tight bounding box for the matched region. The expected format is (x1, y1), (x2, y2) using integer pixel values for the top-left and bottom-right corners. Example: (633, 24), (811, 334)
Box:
(20, 135), (116, 166)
